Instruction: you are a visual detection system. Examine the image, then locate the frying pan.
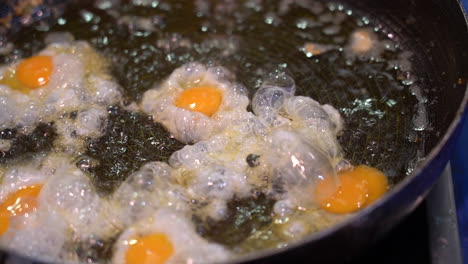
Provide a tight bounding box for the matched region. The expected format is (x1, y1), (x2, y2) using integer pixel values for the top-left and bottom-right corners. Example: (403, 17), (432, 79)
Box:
(0, 0), (467, 263)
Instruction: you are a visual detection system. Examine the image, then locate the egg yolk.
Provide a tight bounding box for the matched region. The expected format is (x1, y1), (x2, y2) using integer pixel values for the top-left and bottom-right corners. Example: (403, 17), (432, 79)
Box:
(0, 214), (9, 237)
(0, 184), (43, 217)
(126, 233), (174, 264)
(15, 55), (53, 89)
(175, 86), (222, 117)
(314, 165), (388, 214)
(0, 184), (42, 237)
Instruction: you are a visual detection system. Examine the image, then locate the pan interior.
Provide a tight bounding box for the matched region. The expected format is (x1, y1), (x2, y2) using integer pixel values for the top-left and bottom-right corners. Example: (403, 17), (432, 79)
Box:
(0, 0), (435, 262)
(2, 0), (427, 184)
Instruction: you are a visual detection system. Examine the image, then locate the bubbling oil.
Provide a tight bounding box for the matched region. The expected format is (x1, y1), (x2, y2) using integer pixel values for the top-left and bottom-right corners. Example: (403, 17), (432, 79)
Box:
(0, 0), (428, 262)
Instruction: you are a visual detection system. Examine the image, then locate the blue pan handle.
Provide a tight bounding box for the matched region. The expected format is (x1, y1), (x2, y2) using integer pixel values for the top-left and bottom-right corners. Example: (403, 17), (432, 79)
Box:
(452, 111), (468, 263)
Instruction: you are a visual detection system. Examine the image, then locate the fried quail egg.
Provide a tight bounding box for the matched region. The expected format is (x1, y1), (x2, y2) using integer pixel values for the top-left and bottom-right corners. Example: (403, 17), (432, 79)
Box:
(141, 63), (249, 143)
(252, 74), (388, 213)
(0, 35), (122, 131)
(0, 157), (50, 204)
(251, 74), (344, 207)
(0, 153), (127, 262)
(112, 208), (231, 264)
(0, 155), (72, 259)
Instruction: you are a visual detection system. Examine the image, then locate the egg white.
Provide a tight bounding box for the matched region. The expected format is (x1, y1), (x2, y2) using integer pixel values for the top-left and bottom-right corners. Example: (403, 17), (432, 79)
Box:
(109, 161), (190, 228)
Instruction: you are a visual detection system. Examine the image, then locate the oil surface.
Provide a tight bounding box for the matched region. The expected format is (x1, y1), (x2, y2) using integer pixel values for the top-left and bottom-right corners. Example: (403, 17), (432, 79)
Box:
(0, 0), (426, 185)
(0, 0), (429, 262)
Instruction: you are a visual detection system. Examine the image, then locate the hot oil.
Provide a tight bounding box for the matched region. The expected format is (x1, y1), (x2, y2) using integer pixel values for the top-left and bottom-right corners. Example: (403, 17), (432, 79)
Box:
(0, 0), (428, 260)
(1, 0), (426, 185)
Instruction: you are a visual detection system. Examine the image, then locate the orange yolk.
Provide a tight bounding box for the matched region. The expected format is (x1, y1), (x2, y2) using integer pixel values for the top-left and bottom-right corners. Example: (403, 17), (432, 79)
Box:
(126, 233), (174, 264)
(175, 86), (222, 117)
(0, 184), (43, 237)
(0, 213), (9, 237)
(15, 55), (53, 89)
(0, 184), (43, 217)
(314, 165), (388, 214)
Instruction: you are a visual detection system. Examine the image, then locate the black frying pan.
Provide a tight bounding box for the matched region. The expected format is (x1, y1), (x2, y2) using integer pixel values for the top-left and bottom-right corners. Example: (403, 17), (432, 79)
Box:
(0, 0), (467, 263)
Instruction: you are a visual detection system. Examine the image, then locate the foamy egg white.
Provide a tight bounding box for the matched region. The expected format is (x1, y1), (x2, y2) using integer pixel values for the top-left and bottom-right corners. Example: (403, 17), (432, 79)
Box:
(0, 208), (68, 260)
(109, 161), (189, 228)
(167, 115), (269, 220)
(0, 153), (131, 263)
(39, 156), (112, 241)
(252, 73), (343, 161)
